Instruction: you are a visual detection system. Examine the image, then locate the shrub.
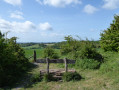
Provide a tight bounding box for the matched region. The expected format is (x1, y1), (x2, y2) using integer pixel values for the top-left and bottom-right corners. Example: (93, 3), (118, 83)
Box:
(100, 60), (119, 73)
(30, 73), (41, 83)
(100, 15), (119, 52)
(76, 59), (100, 69)
(42, 74), (54, 82)
(43, 47), (59, 59)
(78, 45), (103, 62)
(62, 72), (82, 82)
(0, 32), (29, 87)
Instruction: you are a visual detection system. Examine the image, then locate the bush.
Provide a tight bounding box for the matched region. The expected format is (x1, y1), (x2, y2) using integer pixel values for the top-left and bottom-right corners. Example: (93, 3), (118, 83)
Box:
(30, 73), (41, 83)
(42, 74), (54, 82)
(43, 47), (59, 59)
(62, 72), (82, 82)
(100, 15), (119, 52)
(100, 60), (119, 73)
(76, 59), (101, 69)
(78, 45), (103, 62)
(0, 32), (29, 87)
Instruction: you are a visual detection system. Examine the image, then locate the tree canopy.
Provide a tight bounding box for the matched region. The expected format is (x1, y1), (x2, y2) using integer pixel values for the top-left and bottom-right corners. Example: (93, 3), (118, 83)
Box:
(0, 31), (29, 87)
(100, 15), (119, 52)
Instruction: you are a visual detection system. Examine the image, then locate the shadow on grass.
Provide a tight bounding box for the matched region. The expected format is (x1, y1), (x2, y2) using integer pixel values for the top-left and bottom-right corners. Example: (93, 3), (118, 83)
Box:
(0, 62), (39, 90)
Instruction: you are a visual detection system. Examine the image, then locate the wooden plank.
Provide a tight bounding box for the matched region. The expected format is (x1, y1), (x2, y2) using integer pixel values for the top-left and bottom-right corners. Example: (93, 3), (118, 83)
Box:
(67, 60), (76, 64)
(36, 59), (46, 63)
(49, 59), (64, 63)
(46, 58), (49, 74)
(34, 50), (36, 62)
(64, 58), (68, 72)
(36, 59), (76, 64)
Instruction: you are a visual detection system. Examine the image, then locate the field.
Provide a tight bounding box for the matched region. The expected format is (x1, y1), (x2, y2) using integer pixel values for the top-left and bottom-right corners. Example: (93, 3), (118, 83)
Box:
(24, 48), (61, 59)
(24, 49), (44, 59)
(11, 47), (119, 90)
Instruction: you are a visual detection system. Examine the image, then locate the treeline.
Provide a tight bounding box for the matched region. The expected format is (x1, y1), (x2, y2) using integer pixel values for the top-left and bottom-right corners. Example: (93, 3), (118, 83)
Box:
(19, 40), (100, 49)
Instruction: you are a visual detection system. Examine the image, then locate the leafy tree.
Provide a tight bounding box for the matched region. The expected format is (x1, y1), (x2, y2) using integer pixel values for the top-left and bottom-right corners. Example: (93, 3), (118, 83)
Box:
(100, 15), (119, 52)
(43, 47), (59, 59)
(0, 31), (29, 87)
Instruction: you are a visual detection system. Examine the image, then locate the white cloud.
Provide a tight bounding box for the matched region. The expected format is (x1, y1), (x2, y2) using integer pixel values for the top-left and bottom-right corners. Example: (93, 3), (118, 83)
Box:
(10, 11), (24, 20)
(0, 18), (36, 33)
(102, 0), (119, 10)
(3, 0), (22, 6)
(39, 22), (53, 31)
(83, 4), (98, 14)
(40, 32), (64, 37)
(0, 18), (53, 33)
(36, 0), (82, 7)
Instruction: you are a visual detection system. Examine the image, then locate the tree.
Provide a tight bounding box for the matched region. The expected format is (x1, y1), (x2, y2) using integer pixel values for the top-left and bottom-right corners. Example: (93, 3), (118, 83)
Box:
(0, 31), (29, 87)
(43, 47), (59, 59)
(100, 15), (119, 52)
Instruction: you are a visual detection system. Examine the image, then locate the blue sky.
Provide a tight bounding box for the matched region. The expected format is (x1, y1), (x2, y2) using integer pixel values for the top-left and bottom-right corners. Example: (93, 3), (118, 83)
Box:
(0, 0), (119, 42)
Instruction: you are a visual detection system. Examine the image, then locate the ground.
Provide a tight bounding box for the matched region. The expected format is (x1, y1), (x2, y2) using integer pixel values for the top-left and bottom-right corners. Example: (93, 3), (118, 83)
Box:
(12, 62), (119, 90)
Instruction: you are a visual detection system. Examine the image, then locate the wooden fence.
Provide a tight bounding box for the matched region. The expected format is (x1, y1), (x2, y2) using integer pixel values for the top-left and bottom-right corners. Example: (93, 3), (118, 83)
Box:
(29, 50), (76, 74)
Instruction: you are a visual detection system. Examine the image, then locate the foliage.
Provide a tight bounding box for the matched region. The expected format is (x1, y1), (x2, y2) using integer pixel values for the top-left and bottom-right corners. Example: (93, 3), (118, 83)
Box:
(61, 36), (103, 70)
(61, 36), (103, 60)
(76, 59), (100, 69)
(78, 43), (103, 62)
(100, 53), (119, 73)
(43, 47), (59, 59)
(61, 36), (80, 57)
(62, 72), (82, 82)
(0, 31), (29, 87)
(30, 73), (41, 83)
(42, 74), (54, 82)
(100, 15), (119, 52)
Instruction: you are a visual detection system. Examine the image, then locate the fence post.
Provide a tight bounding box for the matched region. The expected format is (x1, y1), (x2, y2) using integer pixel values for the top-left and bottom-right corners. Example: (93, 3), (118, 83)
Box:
(46, 58), (49, 74)
(64, 58), (68, 73)
(34, 50), (36, 62)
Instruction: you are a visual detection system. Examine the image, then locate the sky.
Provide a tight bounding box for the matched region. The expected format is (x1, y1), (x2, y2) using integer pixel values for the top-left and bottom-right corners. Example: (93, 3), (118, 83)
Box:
(0, 0), (119, 42)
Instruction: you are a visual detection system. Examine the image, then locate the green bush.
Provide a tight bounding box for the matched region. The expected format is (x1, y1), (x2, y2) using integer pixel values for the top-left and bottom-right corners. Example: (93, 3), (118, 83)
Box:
(43, 47), (59, 59)
(100, 60), (119, 73)
(62, 72), (82, 82)
(100, 15), (119, 52)
(30, 73), (41, 83)
(76, 59), (100, 69)
(78, 44), (103, 62)
(0, 32), (29, 87)
(42, 74), (54, 82)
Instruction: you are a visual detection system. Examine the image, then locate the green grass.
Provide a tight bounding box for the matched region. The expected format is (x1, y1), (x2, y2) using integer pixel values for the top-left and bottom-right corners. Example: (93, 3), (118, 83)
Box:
(24, 48), (61, 60)
(22, 44), (41, 49)
(24, 49), (44, 58)
(12, 64), (119, 90)
(10, 48), (119, 90)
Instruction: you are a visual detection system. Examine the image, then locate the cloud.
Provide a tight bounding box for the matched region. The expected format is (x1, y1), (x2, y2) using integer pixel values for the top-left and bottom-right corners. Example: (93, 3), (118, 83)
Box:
(0, 18), (53, 33)
(10, 11), (24, 20)
(40, 32), (64, 37)
(0, 18), (36, 33)
(83, 4), (98, 14)
(102, 0), (119, 10)
(36, 0), (82, 7)
(39, 22), (53, 31)
(3, 0), (22, 6)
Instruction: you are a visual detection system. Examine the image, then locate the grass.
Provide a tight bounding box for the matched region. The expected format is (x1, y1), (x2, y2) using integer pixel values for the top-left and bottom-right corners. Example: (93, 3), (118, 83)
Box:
(10, 48), (119, 90)
(12, 64), (119, 90)
(24, 49), (44, 58)
(22, 44), (41, 49)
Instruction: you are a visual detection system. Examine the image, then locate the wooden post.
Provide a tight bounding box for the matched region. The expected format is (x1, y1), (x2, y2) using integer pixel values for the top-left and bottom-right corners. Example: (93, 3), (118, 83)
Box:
(64, 58), (68, 73)
(46, 58), (49, 74)
(34, 50), (36, 62)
